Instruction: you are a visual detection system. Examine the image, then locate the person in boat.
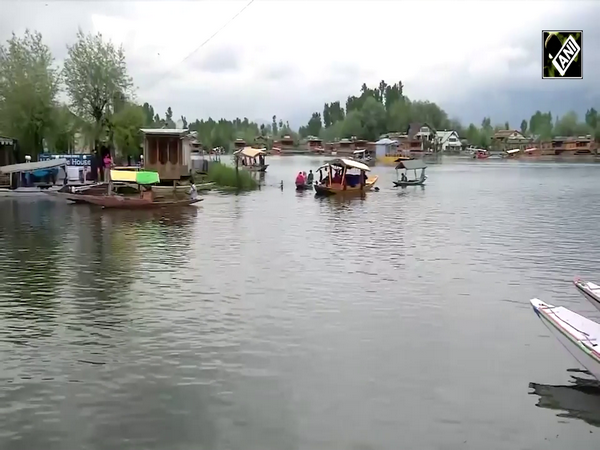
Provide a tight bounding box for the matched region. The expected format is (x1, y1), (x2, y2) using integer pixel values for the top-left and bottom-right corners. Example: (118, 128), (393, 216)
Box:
(189, 183), (198, 200)
(295, 171), (305, 186)
(332, 170), (342, 184)
(401, 173), (407, 182)
(307, 170), (314, 185)
(362, 172), (368, 184)
(140, 185), (154, 201)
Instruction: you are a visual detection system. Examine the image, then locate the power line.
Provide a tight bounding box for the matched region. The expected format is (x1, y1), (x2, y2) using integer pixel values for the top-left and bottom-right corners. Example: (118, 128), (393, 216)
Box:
(145, 0), (255, 90)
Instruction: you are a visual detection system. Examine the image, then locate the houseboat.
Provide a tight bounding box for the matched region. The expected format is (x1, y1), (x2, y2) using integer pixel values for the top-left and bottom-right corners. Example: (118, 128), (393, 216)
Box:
(544, 136), (596, 156)
(307, 136), (324, 154)
(273, 135), (296, 153)
(234, 147), (268, 172)
(141, 128), (194, 182)
(314, 158), (378, 196)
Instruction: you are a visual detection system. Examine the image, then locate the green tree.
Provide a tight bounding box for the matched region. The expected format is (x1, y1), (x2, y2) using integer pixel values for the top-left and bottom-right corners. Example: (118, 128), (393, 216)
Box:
(520, 119), (528, 135)
(113, 103), (145, 158)
(359, 96), (386, 141)
(585, 108), (597, 130)
(63, 30), (133, 153)
(300, 112), (322, 137)
(553, 111), (589, 137)
(141, 102), (155, 125)
(272, 115), (278, 136)
(0, 30), (59, 158)
(504, 121), (510, 130)
(46, 105), (78, 152)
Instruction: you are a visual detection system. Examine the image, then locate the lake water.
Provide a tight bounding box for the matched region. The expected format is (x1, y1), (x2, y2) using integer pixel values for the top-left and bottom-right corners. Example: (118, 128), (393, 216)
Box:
(1, 156), (600, 450)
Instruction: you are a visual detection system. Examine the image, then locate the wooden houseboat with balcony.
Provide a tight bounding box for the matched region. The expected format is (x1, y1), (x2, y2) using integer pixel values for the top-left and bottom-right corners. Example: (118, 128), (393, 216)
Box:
(272, 135), (296, 153)
(141, 128), (193, 183)
(307, 136), (325, 153)
(545, 136), (596, 156)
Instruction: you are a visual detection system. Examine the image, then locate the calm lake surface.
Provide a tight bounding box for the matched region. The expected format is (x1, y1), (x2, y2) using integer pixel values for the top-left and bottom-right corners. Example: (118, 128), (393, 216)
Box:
(1, 156), (600, 450)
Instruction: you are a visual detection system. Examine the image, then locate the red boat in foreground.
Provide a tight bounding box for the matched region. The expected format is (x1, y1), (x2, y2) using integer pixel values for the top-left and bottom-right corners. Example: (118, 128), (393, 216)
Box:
(61, 193), (202, 209)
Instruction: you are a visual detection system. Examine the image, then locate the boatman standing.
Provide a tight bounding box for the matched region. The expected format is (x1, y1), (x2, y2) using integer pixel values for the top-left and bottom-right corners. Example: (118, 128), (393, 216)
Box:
(190, 183), (198, 200)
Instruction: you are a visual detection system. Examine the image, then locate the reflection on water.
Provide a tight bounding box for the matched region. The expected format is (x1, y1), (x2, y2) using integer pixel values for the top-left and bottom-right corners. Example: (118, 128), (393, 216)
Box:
(2, 159), (600, 449)
(529, 373), (600, 427)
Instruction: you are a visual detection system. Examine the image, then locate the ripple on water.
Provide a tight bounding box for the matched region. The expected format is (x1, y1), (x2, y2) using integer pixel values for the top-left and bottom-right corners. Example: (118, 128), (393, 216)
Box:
(0, 159), (600, 449)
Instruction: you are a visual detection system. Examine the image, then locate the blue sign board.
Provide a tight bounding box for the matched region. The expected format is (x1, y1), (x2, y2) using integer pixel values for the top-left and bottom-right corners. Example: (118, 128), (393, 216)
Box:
(38, 153), (92, 167)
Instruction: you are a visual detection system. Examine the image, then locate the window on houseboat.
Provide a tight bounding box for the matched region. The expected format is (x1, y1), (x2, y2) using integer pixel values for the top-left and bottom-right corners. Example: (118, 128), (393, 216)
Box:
(158, 138), (168, 164)
(169, 138), (179, 164)
(148, 137), (158, 164)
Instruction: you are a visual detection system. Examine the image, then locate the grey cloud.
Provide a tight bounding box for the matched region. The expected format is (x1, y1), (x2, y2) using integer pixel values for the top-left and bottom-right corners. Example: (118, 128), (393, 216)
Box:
(191, 46), (242, 73)
(260, 64), (295, 81)
(0, 2), (137, 62)
(443, 1), (600, 126)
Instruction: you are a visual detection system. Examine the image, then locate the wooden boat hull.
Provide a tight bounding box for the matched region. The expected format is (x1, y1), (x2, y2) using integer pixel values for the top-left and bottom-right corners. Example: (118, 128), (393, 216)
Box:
(393, 178), (426, 187)
(573, 278), (600, 313)
(62, 193), (203, 209)
(295, 184), (313, 191)
(314, 176), (378, 196)
(242, 164), (268, 172)
(530, 298), (600, 381)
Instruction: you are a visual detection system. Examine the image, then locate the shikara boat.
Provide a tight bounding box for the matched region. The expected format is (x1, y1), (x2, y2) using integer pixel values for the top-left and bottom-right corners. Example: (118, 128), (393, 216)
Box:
(0, 158), (68, 197)
(61, 169), (203, 209)
(295, 183), (313, 191)
(314, 158), (378, 196)
(530, 298), (600, 381)
(504, 148), (521, 159)
(573, 278), (600, 313)
(472, 149), (490, 159)
(234, 147), (269, 172)
(393, 158), (427, 187)
(61, 193), (202, 209)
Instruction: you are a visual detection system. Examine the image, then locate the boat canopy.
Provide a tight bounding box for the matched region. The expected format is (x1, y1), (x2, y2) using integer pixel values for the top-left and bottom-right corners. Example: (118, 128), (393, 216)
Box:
(110, 169), (160, 185)
(506, 148), (521, 154)
(396, 159), (427, 170)
(524, 147), (538, 153)
(318, 158), (371, 172)
(353, 149), (366, 155)
(0, 158), (68, 175)
(235, 147), (266, 158)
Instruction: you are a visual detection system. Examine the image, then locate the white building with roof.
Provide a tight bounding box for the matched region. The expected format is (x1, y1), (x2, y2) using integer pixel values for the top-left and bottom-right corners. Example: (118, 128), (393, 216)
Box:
(435, 130), (462, 152)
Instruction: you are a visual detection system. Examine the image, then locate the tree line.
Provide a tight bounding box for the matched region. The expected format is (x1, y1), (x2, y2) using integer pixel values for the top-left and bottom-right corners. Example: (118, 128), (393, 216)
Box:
(0, 29), (296, 160)
(2, 30), (599, 160)
(299, 81), (600, 148)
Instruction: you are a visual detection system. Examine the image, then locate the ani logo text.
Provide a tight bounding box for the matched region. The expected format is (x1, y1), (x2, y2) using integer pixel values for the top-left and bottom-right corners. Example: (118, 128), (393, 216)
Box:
(542, 30), (582, 79)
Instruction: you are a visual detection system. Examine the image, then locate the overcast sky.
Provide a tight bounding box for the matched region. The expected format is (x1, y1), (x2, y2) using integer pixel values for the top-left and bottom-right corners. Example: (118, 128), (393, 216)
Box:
(1, 0), (598, 129)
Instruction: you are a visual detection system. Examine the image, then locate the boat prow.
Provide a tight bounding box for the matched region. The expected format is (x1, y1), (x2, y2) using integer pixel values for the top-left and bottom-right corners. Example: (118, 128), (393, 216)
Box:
(573, 278), (600, 313)
(530, 298), (600, 381)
